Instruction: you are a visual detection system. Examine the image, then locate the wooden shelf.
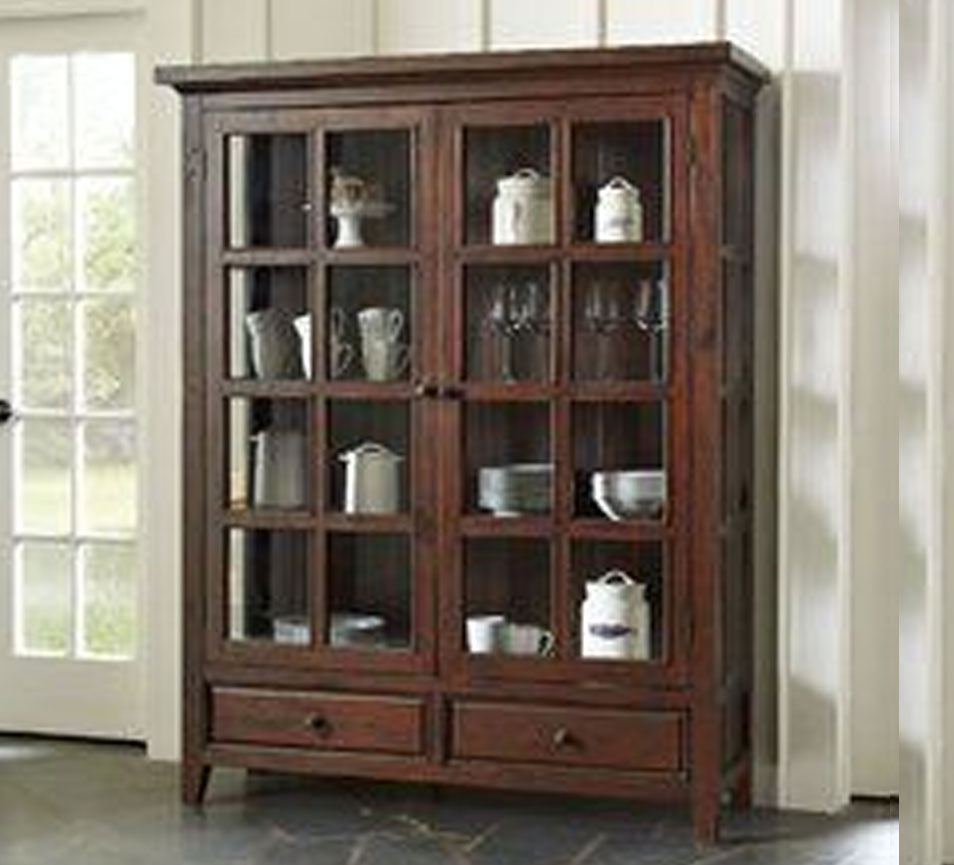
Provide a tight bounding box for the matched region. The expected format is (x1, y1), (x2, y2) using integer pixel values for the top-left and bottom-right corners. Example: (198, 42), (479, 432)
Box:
(220, 247), (314, 268)
(459, 514), (553, 537)
(222, 508), (316, 530)
(222, 380), (313, 399)
(322, 247), (419, 266)
(324, 512), (414, 533)
(567, 518), (670, 542)
(322, 381), (415, 400)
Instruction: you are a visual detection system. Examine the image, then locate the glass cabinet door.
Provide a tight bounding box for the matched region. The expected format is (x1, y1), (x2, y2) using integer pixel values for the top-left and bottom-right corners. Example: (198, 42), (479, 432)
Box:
(211, 112), (435, 672)
(447, 101), (684, 679)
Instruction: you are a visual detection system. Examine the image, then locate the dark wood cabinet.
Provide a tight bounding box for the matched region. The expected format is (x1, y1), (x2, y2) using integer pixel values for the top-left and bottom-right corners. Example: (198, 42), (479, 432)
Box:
(157, 42), (769, 843)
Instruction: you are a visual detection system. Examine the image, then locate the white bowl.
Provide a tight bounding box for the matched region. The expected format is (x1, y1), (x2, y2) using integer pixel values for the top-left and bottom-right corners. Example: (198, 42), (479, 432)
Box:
(590, 469), (665, 520)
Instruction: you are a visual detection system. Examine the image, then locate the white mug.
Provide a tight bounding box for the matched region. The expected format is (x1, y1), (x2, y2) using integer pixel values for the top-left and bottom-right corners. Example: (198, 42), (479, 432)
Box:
(466, 614), (506, 654)
(357, 307), (404, 342)
(504, 622), (555, 656)
(328, 307), (354, 378)
(362, 338), (409, 381)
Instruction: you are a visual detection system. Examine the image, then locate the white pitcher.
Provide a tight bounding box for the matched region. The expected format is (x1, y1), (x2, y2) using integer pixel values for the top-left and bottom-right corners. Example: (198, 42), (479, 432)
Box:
(580, 569), (650, 660)
(339, 441), (403, 514)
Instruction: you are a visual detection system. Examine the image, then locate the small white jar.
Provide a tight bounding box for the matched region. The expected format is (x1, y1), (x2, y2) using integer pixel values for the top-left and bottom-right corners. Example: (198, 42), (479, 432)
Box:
(580, 569), (651, 661)
(594, 175), (643, 243)
(492, 168), (553, 245)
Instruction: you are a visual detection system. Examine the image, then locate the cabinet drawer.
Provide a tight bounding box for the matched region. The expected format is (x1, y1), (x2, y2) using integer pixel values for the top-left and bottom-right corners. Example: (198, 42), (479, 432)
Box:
(452, 701), (684, 773)
(211, 688), (425, 755)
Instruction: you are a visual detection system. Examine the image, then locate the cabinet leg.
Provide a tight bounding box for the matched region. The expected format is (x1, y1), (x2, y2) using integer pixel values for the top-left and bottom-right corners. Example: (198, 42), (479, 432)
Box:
(692, 801), (720, 847)
(732, 765), (753, 812)
(182, 761), (210, 805)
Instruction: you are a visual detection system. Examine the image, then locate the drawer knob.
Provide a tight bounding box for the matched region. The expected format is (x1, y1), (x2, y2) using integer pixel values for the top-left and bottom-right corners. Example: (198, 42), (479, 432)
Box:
(552, 726), (577, 750)
(304, 713), (331, 735)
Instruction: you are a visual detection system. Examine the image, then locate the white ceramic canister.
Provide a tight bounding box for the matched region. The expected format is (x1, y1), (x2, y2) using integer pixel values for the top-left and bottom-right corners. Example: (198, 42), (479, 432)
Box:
(339, 441), (403, 514)
(252, 429), (306, 508)
(580, 569), (650, 660)
(492, 167), (553, 245)
(594, 176), (643, 243)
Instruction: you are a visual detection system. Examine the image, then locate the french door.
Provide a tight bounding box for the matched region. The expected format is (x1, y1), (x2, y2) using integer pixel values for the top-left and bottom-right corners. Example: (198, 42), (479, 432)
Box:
(0, 16), (144, 738)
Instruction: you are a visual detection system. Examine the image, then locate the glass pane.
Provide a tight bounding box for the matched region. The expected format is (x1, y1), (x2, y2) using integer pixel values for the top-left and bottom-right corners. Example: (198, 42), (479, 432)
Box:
(11, 55), (69, 171)
(16, 419), (71, 535)
(16, 299), (71, 410)
(12, 179), (71, 293)
(228, 268), (309, 380)
(17, 542), (72, 656)
(572, 402), (666, 521)
(227, 529), (309, 644)
(80, 421), (137, 534)
(327, 534), (410, 650)
(573, 261), (669, 382)
(328, 267), (411, 382)
(80, 543), (136, 658)
(464, 538), (552, 657)
(464, 125), (552, 245)
(572, 119), (669, 243)
(74, 53), (135, 169)
(81, 298), (136, 410)
(465, 265), (552, 382)
(226, 134), (308, 248)
(328, 401), (409, 514)
(78, 176), (136, 292)
(327, 129), (411, 248)
(227, 399), (309, 511)
(465, 402), (551, 515)
(571, 540), (663, 662)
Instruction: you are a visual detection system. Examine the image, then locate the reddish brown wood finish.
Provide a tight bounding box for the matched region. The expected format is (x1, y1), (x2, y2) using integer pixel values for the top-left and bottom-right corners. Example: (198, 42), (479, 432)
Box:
(158, 42), (770, 846)
(211, 688), (426, 754)
(451, 701), (684, 773)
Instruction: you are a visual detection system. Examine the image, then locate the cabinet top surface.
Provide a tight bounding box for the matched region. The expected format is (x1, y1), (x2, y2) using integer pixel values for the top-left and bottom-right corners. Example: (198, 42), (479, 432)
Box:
(155, 41), (770, 95)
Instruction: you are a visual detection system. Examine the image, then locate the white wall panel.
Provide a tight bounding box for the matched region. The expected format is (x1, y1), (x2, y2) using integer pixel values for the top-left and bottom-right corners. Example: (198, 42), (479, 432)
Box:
(725, 0), (785, 71)
(271, 0), (373, 59)
(201, 0), (267, 62)
(605, 0), (716, 45)
(377, 0), (482, 54)
(489, 0), (598, 49)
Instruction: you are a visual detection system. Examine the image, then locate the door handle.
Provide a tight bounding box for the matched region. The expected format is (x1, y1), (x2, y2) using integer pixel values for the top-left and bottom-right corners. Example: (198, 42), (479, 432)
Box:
(0, 399), (12, 425)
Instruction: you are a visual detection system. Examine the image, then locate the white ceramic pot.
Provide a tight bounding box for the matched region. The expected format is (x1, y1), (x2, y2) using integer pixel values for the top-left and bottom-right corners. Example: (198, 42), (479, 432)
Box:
(492, 168), (553, 245)
(594, 176), (643, 243)
(580, 569), (650, 660)
(339, 441), (403, 514)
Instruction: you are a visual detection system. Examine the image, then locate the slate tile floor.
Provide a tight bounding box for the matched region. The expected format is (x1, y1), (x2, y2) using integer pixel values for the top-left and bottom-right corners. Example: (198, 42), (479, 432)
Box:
(0, 736), (898, 865)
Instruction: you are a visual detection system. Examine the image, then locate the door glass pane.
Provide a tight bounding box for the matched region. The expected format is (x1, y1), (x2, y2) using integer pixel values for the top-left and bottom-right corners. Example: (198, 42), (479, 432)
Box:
(16, 298), (71, 410)
(572, 402), (666, 521)
(463, 124), (553, 246)
(328, 401), (409, 514)
(464, 538), (552, 658)
(226, 134), (308, 248)
(80, 420), (137, 534)
(17, 542), (72, 656)
(74, 53), (134, 169)
(327, 533), (410, 650)
(465, 265), (552, 383)
(81, 298), (136, 410)
(572, 119), (669, 243)
(465, 402), (551, 516)
(572, 261), (669, 382)
(11, 179), (71, 292)
(326, 129), (411, 249)
(571, 540), (663, 662)
(228, 267), (309, 380)
(328, 267), (411, 382)
(80, 543), (136, 658)
(77, 176), (135, 293)
(11, 55), (69, 171)
(16, 419), (72, 535)
(227, 398), (309, 511)
(227, 529), (309, 645)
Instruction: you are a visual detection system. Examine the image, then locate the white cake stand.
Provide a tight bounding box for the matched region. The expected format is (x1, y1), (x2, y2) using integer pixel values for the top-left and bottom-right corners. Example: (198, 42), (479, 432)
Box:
(330, 200), (395, 248)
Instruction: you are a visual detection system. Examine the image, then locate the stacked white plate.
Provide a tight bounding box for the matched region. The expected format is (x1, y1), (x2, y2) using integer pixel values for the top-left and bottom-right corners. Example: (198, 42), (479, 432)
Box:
(478, 463), (553, 516)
